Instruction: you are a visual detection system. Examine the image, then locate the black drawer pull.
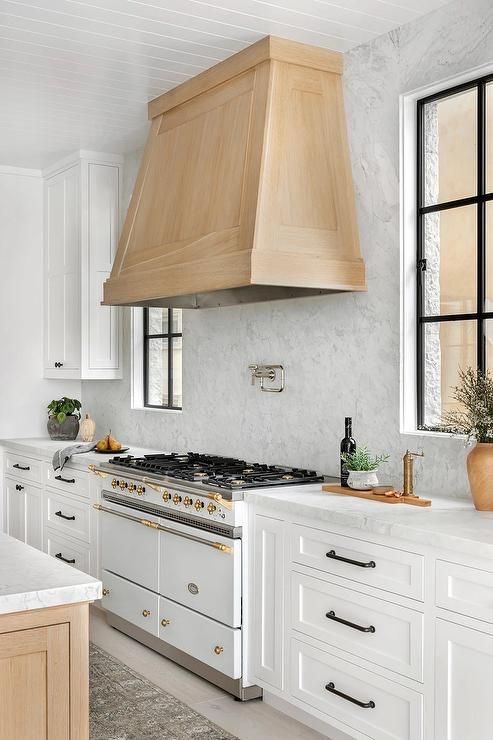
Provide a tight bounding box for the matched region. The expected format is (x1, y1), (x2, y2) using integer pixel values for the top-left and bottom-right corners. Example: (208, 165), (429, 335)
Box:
(55, 475), (76, 484)
(326, 550), (376, 569)
(55, 552), (76, 564)
(13, 463), (30, 471)
(325, 682), (375, 709)
(15, 484), (24, 491)
(326, 610), (375, 633)
(54, 362), (64, 368)
(55, 510), (76, 521)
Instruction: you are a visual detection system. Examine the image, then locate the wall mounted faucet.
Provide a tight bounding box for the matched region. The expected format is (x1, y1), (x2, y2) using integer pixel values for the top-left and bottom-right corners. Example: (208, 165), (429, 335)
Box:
(249, 364), (284, 393)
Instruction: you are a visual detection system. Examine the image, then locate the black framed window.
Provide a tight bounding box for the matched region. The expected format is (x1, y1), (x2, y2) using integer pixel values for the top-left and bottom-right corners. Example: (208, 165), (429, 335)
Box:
(416, 74), (493, 428)
(143, 308), (182, 410)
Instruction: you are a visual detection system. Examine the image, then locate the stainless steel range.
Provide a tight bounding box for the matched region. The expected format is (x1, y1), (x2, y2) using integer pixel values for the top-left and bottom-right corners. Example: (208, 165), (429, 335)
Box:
(90, 452), (325, 701)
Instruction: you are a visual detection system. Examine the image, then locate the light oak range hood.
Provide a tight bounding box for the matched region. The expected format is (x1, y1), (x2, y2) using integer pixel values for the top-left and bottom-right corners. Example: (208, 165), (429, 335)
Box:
(103, 36), (366, 309)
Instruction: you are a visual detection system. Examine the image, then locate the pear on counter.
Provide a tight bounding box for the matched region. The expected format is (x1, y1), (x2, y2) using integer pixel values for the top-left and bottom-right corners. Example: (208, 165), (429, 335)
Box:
(95, 431), (122, 452)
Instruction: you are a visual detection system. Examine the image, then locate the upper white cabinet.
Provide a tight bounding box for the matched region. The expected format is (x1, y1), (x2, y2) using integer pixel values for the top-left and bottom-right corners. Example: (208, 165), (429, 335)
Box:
(43, 151), (123, 380)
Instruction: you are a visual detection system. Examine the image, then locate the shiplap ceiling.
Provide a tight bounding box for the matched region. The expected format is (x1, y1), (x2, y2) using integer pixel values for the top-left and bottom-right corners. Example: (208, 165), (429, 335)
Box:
(0, 0), (450, 169)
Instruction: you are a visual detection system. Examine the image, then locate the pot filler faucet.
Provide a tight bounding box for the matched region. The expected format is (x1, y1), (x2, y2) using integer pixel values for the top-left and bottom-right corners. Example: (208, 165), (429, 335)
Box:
(403, 450), (424, 497)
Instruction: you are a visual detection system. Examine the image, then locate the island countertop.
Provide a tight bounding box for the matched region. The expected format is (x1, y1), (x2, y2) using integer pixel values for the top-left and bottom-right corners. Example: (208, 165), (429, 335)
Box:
(0, 532), (101, 615)
(246, 486), (493, 560)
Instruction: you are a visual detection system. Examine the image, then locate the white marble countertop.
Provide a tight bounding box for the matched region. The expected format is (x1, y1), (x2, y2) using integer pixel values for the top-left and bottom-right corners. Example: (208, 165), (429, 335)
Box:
(246, 486), (493, 560)
(0, 532), (101, 615)
(0, 437), (161, 468)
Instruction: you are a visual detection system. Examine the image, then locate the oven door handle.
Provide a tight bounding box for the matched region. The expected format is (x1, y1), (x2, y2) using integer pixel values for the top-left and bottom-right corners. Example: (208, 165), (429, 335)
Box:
(93, 503), (233, 553)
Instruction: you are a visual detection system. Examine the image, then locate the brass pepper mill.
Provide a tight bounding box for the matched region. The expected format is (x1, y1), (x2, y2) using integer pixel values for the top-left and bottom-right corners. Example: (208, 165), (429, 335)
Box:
(403, 450), (424, 497)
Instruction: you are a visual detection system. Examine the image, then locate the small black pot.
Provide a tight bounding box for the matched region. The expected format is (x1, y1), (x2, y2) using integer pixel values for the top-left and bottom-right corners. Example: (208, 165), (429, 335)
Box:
(47, 415), (80, 441)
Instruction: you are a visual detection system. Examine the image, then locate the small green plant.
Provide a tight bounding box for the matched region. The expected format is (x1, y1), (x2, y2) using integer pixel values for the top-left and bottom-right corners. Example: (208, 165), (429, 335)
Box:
(47, 397), (81, 425)
(341, 446), (389, 471)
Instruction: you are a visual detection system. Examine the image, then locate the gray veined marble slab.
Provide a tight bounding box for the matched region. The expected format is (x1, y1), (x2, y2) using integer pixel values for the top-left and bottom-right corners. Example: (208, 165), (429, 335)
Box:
(0, 437), (163, 467)
(0, 532), (101, 615)
(246, 487), (493, 560)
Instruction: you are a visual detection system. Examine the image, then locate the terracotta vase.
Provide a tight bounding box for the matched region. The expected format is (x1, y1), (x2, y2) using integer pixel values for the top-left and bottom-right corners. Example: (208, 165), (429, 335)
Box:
(466, 443), (493, 510)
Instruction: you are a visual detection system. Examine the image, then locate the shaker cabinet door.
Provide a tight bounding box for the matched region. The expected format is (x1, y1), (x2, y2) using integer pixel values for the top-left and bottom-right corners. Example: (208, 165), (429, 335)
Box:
(435, 618), (493, 740)
(44, 165), (81, 378)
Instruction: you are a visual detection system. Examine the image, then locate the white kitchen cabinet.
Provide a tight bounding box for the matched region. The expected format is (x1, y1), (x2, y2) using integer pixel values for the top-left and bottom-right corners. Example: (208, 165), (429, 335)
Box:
(252, 514), (285, 690)
(435, 618), (493, 740)
(5, 478), (42, 550)
(43, 151), (122, 380)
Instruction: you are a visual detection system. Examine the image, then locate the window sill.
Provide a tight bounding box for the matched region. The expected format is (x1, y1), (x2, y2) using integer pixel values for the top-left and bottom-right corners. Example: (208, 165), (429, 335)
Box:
(130, 405), (183, 415)
(402, 428), (468, 441)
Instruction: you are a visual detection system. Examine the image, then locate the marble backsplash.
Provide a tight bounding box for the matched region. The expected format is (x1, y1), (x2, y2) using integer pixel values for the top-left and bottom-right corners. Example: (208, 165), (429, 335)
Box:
(82, 0), (493, 499)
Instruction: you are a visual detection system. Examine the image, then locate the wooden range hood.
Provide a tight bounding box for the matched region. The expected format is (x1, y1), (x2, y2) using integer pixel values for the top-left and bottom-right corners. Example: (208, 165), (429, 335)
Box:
(103, 36), (366, 309)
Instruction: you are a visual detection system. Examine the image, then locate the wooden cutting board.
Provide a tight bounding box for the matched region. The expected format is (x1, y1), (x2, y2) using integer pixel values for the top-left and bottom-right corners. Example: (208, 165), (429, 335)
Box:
(322, 484), (432, 507)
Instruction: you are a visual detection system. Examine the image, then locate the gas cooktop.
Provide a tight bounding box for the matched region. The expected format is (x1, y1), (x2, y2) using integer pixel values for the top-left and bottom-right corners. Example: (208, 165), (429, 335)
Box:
(107, 452), (325, 490)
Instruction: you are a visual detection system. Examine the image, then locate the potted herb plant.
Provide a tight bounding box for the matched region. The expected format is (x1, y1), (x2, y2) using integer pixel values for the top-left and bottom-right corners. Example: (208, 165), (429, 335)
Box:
(341, 447), (390, 491)
(442, 367), (493, 510)
(47, 397), (82, 441)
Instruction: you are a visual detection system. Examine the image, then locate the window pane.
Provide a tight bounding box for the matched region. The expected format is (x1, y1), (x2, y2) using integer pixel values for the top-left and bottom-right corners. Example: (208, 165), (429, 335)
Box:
(172, 309), (182, 333)
(487, 82), (493, 193)
(423, 320), (477, 427)
(147, 308), (168, 335)
(423, 88), (477, 206)
(172, 337), (182, 408)
(486, 320), (493, 374)
(486, 202), (493, 312)
(423, 205), (477, 316)
(146, 338), (168, 406)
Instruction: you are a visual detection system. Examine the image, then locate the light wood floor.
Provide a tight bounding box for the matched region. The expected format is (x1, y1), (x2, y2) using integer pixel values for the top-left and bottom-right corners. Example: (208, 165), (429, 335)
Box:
(89, 607), (326, 740)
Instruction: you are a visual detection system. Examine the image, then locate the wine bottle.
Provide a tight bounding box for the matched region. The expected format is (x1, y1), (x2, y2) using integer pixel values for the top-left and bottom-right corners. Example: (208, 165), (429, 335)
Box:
(340, 417), (356, 488)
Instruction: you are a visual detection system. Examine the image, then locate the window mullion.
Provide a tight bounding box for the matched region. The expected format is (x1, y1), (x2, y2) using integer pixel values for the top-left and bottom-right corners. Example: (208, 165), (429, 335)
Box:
(478, 81), (486, 372)
(168, 308), (173, 410)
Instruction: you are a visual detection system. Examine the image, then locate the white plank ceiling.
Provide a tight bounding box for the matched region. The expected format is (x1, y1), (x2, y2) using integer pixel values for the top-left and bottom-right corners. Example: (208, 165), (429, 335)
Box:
(0, 0), (450, 168)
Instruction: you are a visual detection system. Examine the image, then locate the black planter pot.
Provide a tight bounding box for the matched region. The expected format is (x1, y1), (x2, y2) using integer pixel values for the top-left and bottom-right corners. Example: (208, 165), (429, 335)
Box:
(47, 415), (80, 441)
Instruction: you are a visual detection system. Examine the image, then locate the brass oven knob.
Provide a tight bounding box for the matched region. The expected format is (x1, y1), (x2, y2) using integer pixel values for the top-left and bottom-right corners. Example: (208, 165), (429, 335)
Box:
(142, 609), (151, 618)
(119, 480), (126, 490)
(136, 485), (144, 495)
(161, 618), (171, 627)
(214, 646), (224, 655)
(162, 490), (170, 502)
(102, 588), (110, 597)
(111, 479), (118, 489)
(183, 496), (192, 507)
(127, 483), (135, 492)
(194, 500), (204, 511)
(207, 503), (216, 514)
(173, 494), (182, 505)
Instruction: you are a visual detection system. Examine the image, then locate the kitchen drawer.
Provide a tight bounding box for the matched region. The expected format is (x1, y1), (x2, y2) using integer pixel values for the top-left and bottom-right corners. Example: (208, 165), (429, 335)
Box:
(159, 527), (241, 627)
(436, 559), (493, 623)
(45, 464), (89, 499)
(290, 638), (423, 740)
(4, 452), (42, 485)
(159, 596), (241, 679)
(45, 489), (90, 543)
(101, 570), (159, 637)
(44, 528), (92, 575)
(100, 501), (159, 592)
(291, 571), (424, 681)
(291, 524), (424, 601)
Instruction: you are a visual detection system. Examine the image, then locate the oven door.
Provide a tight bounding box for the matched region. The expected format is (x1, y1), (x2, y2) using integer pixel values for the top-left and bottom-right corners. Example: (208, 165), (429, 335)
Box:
(99, 496), (160, 592)
(159, 522), (242, 628)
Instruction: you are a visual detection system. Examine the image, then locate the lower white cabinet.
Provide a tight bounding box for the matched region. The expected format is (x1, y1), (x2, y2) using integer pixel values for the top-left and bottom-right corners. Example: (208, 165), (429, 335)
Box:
(5, 478), (42, 550)
(435, 619), (493, 740)
(44, 528), (92, 573)
(290, 638), (423, 740)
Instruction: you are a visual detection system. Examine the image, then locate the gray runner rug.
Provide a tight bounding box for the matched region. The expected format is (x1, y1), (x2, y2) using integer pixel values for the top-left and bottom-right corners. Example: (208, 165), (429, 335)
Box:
(90, 642), (237, 740)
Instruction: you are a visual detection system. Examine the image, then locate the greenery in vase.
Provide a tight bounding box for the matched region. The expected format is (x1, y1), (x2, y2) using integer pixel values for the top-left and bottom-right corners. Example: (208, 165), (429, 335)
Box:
(341, 446), (390, 472)
(47, 397), (81, 424)
(442, 367), (493, 443)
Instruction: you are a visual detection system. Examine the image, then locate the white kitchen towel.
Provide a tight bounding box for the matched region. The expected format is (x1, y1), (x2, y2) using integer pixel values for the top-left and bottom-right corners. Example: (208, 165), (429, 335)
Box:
(52, 442), (97, 471)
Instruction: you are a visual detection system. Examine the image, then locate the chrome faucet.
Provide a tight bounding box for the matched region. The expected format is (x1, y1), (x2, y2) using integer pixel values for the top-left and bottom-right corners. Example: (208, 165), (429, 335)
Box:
(403, 450), (424, 497)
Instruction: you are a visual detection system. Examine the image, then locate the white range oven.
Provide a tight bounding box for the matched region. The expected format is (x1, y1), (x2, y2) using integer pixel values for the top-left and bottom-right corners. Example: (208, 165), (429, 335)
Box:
(90, 452), (325, 700)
